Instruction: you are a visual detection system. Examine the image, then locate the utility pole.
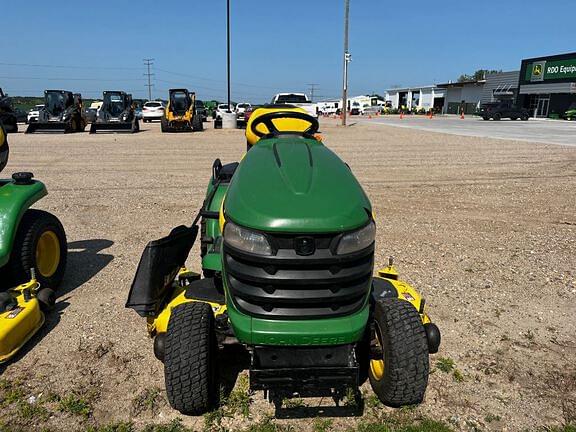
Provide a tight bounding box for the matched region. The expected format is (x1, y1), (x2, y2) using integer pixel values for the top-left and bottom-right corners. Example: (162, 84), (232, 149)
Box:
(307, 83), (318, 102)
(341, 0), (351, 126)
(143, 58), (154, 101)
(226, 0), (231, 112)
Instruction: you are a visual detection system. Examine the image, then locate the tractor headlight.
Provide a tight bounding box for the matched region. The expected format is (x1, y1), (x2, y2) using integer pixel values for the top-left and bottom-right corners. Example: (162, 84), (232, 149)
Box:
(61, 113), (70, 121)
(336, 221), (376, 255)
(224, 221), (272, 255)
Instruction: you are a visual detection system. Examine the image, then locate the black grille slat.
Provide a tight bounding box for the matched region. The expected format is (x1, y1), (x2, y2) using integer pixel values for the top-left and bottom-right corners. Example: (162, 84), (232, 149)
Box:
(225, 252), (373, 286)
(223, 231), (374, 320)
(227, 274), (370, 304)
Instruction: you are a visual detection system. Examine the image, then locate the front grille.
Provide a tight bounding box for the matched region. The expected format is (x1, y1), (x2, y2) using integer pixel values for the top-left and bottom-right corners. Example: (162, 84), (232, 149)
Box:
(223, 232), (373, 319)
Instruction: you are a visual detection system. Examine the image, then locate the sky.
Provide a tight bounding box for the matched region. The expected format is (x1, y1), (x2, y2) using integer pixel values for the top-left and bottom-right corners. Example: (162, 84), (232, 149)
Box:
(1, 0), (575, 103)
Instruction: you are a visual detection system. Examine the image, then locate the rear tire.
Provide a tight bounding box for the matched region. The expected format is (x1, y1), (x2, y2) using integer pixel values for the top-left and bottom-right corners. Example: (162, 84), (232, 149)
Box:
(164, 302), (219, 415)
(493, 113), (501, 121)
(521, 113), (529, 121)
(161, 116), (168, 133)
(192, 113), (203, 132)
(510, 116), (518, 121)
(8, 210), (67, 290)
(482, 116), (489, 121)
(368, 298), (429, 407)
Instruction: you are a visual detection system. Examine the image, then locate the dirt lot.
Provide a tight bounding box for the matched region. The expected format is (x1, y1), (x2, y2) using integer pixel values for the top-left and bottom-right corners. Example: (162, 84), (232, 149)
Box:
(1, 119), (575, 431)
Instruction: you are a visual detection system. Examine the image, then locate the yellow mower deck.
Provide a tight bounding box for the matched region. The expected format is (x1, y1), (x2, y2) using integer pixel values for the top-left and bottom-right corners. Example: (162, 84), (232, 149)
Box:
(0, 279), (44, 363)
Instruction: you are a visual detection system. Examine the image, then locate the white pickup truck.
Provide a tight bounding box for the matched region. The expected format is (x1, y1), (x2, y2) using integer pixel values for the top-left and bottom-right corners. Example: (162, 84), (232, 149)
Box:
(271, 93), (318, 118)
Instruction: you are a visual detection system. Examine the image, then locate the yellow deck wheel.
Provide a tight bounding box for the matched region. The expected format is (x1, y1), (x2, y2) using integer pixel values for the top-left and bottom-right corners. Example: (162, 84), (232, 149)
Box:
(369, 322), (385, 381)
(36, 230), (61, 278)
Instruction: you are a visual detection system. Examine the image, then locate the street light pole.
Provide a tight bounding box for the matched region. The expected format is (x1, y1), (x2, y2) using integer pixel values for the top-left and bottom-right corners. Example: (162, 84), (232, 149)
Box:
(227, 0), (231, 113)
(342, 0), (350, 126)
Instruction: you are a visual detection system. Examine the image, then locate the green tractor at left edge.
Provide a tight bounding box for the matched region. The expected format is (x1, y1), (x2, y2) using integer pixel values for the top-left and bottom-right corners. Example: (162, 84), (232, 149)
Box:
(0, 122), (67, 363)
(127, 106), (441, 414)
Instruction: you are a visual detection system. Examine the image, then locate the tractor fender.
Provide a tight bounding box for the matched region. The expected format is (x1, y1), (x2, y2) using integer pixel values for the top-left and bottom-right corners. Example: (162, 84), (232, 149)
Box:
(0, 179), (47, 267)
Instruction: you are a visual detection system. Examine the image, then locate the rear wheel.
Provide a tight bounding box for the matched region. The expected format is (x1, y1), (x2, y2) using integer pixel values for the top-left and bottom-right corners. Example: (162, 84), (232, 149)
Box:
(192, 113), (203, 131)
(521, 113), (529, 121)
(369, 298), (429, 407)
(493, 113), (501, 121)
(164, 302), (219, 415)
(482, 116), (489, 121)
(510, 116), (518, 121)
(161, 116), (168, 132)
(8, 210), (67, 289)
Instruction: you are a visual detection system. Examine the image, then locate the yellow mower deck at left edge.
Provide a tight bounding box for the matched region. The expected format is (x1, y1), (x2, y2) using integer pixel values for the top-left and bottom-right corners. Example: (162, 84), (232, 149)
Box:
(0, 280), (45, 363)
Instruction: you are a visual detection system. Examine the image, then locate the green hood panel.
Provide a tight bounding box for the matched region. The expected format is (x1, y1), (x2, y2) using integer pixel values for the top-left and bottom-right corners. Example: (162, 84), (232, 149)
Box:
(225, 138), (371, 233)
(0, 179), (47, 267)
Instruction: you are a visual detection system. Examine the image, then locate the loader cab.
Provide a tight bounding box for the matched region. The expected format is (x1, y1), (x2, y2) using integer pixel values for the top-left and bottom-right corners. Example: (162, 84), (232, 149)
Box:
(102, 91), (131, 117)
(168, 89), (192, 115)
(44, 90), (73, 117)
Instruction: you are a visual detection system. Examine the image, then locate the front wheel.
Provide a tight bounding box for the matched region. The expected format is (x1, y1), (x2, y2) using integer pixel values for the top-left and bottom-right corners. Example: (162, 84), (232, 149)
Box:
(493, 113), (501, 121)
(164, 302), (219, 415)
(8, 209), (67, 289)
(521, 113), (529, 121)
(369, 298), (429, 407)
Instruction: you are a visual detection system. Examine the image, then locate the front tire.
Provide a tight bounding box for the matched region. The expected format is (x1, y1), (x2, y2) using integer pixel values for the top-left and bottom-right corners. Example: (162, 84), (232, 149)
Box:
(164, 302), (219, 415)
(493, 113), (501, 121)
(8, 210), (67, 289)
(369, 298), (429, 407)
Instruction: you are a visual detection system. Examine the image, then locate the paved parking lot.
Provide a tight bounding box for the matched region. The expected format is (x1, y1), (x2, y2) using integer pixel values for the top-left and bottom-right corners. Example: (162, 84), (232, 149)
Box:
(358, 115), (576, 146)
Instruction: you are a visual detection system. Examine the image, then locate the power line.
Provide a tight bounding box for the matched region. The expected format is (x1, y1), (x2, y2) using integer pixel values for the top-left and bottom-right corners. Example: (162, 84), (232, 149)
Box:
(143, 59), (154, 100)
(0, 62), (141, 71)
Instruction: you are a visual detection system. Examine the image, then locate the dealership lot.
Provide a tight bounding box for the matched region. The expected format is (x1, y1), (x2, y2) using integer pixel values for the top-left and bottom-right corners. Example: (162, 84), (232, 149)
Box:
(359, 115), (576, 146)
(2, 119), (575, 431)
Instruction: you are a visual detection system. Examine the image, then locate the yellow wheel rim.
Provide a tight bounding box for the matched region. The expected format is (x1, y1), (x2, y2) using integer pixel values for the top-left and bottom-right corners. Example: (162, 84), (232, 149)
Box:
(369, 323), (385, 381)
(36, 230), (61, 278)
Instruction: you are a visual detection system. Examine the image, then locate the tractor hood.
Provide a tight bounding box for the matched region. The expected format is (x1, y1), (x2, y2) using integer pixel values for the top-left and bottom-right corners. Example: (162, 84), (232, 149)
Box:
(224, 137), (371, 233)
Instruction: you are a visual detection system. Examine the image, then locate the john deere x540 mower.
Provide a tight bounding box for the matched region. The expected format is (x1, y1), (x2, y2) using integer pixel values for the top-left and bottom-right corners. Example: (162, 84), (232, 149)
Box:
(126, 106), (441, 414)
(26, 90), (85, 134)
(161, 89), (203, 133)
(0, 122), (67, 363)
(89, 91), (139, 134)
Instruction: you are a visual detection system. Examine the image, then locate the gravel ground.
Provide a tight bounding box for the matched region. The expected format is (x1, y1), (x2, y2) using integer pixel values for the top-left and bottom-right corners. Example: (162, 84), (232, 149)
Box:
(1, 118), (575, 431)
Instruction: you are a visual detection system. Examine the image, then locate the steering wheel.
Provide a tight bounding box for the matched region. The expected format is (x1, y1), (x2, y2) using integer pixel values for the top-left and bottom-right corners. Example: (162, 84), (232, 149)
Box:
(250, 111), (319, 139)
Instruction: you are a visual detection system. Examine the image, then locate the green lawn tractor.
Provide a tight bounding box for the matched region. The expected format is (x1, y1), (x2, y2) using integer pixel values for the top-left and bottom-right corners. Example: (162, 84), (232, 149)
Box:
(126, 106), (441, 414)
(89, 91), (139, 134)
(0, 123), (68, 363)
(26, 90), (86, 134)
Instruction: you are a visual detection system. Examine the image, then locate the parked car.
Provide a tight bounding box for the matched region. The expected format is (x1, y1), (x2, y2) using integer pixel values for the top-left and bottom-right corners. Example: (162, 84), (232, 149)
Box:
(142, 101), (165, 122)
(27, 104), (45, 123)
(214, 103), (234, 120)
(12, 108), (27, 123)
(477, 102), (529, 121)
(564, 103), (576, 120)
(362, 106), (381, 116)
(235, 102), (252, 126)
(349, 102), (362, 115)
(271, 93), (317, 118)
(195, 99), (207, 122)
